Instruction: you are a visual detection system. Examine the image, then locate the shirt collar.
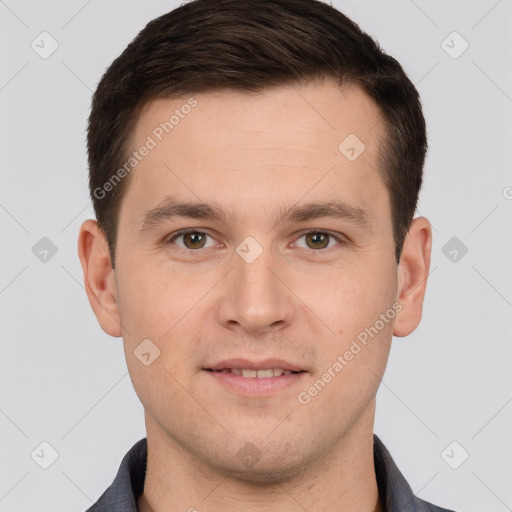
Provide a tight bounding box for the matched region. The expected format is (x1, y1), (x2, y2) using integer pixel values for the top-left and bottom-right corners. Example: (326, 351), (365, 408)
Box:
(86, 434), (452, 512)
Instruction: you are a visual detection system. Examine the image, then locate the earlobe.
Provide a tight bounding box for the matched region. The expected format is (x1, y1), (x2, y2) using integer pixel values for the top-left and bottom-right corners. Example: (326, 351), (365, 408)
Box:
(393, 217), (432, 338)
(77, 219), (123, 337)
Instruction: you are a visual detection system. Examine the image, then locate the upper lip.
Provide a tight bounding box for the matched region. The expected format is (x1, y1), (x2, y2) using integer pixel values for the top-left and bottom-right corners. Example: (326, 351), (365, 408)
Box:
(205, 358), (305, 372)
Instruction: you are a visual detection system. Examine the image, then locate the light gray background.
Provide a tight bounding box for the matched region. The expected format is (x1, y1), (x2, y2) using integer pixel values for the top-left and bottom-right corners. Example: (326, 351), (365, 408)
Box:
(1, 1), (511, 511)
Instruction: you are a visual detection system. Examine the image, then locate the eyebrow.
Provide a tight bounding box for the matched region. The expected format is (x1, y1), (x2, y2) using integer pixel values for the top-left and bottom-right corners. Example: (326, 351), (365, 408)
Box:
(138, 195), (372, 233)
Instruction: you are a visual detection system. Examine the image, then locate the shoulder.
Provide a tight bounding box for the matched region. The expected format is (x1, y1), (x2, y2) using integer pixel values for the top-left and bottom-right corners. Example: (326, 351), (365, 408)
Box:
(373, 434), (458, 512)
(83, 438), (147, 512)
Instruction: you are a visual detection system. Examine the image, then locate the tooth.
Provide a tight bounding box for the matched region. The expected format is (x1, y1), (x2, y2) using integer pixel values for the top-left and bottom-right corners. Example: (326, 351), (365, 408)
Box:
(230, 368), (294, 378)
(256, 369), (274, 378)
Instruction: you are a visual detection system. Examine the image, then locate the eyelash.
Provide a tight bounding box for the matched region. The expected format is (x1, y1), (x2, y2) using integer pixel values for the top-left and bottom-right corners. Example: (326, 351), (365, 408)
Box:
(164, 228), (346, 253)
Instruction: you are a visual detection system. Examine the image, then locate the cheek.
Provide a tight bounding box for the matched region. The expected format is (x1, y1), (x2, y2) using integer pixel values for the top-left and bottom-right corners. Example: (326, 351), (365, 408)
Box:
(318, 259), (396, 334)
(303, 266), (395, 416)
(310, 256), (397, 393)
(116, 259), (209, 377)
(117, 257), (194, 335)
(116, 263), (203, 410)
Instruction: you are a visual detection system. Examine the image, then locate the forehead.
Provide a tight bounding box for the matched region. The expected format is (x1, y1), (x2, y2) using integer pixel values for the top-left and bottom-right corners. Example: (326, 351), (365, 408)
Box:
(121, 81), (388, 228)
(133, 80), (383, 150)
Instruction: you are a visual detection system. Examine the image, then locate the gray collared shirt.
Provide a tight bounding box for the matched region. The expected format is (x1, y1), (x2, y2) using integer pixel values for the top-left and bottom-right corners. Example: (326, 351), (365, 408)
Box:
(85, 434), (456, 512)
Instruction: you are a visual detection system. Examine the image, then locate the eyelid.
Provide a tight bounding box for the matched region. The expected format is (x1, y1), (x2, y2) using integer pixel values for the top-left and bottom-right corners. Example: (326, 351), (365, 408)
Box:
(165, 228), (220, 251)
(291, 229), (347, 250)
(164, 228), (347, 252)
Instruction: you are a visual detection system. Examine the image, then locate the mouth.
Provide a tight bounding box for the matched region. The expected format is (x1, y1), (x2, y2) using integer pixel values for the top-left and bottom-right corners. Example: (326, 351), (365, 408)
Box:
(203, 358), (308, 395)
(205, 368), (305, 378)
(204, 358), (306, 375)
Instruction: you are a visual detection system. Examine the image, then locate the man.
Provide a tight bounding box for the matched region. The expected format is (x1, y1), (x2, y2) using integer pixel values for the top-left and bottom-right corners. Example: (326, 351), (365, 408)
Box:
(77, 0), (455, 511)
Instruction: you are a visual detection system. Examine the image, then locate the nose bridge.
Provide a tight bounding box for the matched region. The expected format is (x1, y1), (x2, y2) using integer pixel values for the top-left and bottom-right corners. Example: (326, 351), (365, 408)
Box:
(219, 236), (293, 332)
(238, 245), (276, 297)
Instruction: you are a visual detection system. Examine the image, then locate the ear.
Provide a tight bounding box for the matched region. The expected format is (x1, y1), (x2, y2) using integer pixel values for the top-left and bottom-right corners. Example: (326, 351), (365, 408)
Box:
(77, 219), (122, 337)
(393, 216), (432, 337)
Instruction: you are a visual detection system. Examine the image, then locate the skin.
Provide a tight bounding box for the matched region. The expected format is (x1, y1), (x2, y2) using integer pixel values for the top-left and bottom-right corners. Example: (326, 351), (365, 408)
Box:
(78, 80), (431, 512)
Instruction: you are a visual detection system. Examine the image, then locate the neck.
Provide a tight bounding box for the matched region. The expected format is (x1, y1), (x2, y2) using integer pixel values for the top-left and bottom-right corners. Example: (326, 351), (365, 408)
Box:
(138, 399), (382, 512)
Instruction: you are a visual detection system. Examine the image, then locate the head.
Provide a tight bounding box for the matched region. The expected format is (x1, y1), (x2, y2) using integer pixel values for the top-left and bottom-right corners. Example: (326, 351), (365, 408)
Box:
(79, 0), (431, 481)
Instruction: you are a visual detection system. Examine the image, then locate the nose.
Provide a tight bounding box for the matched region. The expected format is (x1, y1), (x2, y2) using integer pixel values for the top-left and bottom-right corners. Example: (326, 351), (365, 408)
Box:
(216, 241), (295, 335)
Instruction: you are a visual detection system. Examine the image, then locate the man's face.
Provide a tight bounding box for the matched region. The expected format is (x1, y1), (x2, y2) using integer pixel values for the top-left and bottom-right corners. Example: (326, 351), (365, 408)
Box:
(110, 82), (400, 479)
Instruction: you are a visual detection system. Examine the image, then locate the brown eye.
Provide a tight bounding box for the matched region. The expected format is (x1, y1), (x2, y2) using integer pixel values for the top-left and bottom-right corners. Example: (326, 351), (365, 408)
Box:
(168, 230), (215, 250)
(294, 230), (345, 251)
(304, 232), (330, 249)
(182, 232), (207, 249)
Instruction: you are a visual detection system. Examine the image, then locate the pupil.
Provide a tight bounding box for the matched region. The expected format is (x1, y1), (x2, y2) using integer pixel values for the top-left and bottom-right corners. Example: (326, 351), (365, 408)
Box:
(186, 232), (205, 248)
(309, 232), (328, 249)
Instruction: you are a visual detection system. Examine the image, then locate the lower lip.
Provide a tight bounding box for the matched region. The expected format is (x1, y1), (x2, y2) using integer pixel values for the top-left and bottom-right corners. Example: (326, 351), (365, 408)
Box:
(204, 370), (307, 396)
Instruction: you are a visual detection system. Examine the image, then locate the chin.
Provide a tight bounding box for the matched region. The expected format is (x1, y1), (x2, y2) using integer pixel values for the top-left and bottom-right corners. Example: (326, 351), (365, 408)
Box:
(205, 440), (313, 485)
(219, 458), (307, 485)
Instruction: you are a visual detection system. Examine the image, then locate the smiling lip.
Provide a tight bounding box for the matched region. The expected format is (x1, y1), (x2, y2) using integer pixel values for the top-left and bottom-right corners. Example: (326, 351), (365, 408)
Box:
(205, 358), (304, 372)
(203, 358), (307, 396)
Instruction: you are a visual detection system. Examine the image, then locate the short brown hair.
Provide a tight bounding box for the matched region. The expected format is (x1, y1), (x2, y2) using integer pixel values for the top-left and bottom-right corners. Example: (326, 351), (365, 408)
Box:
(87, 0), (427, 268)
